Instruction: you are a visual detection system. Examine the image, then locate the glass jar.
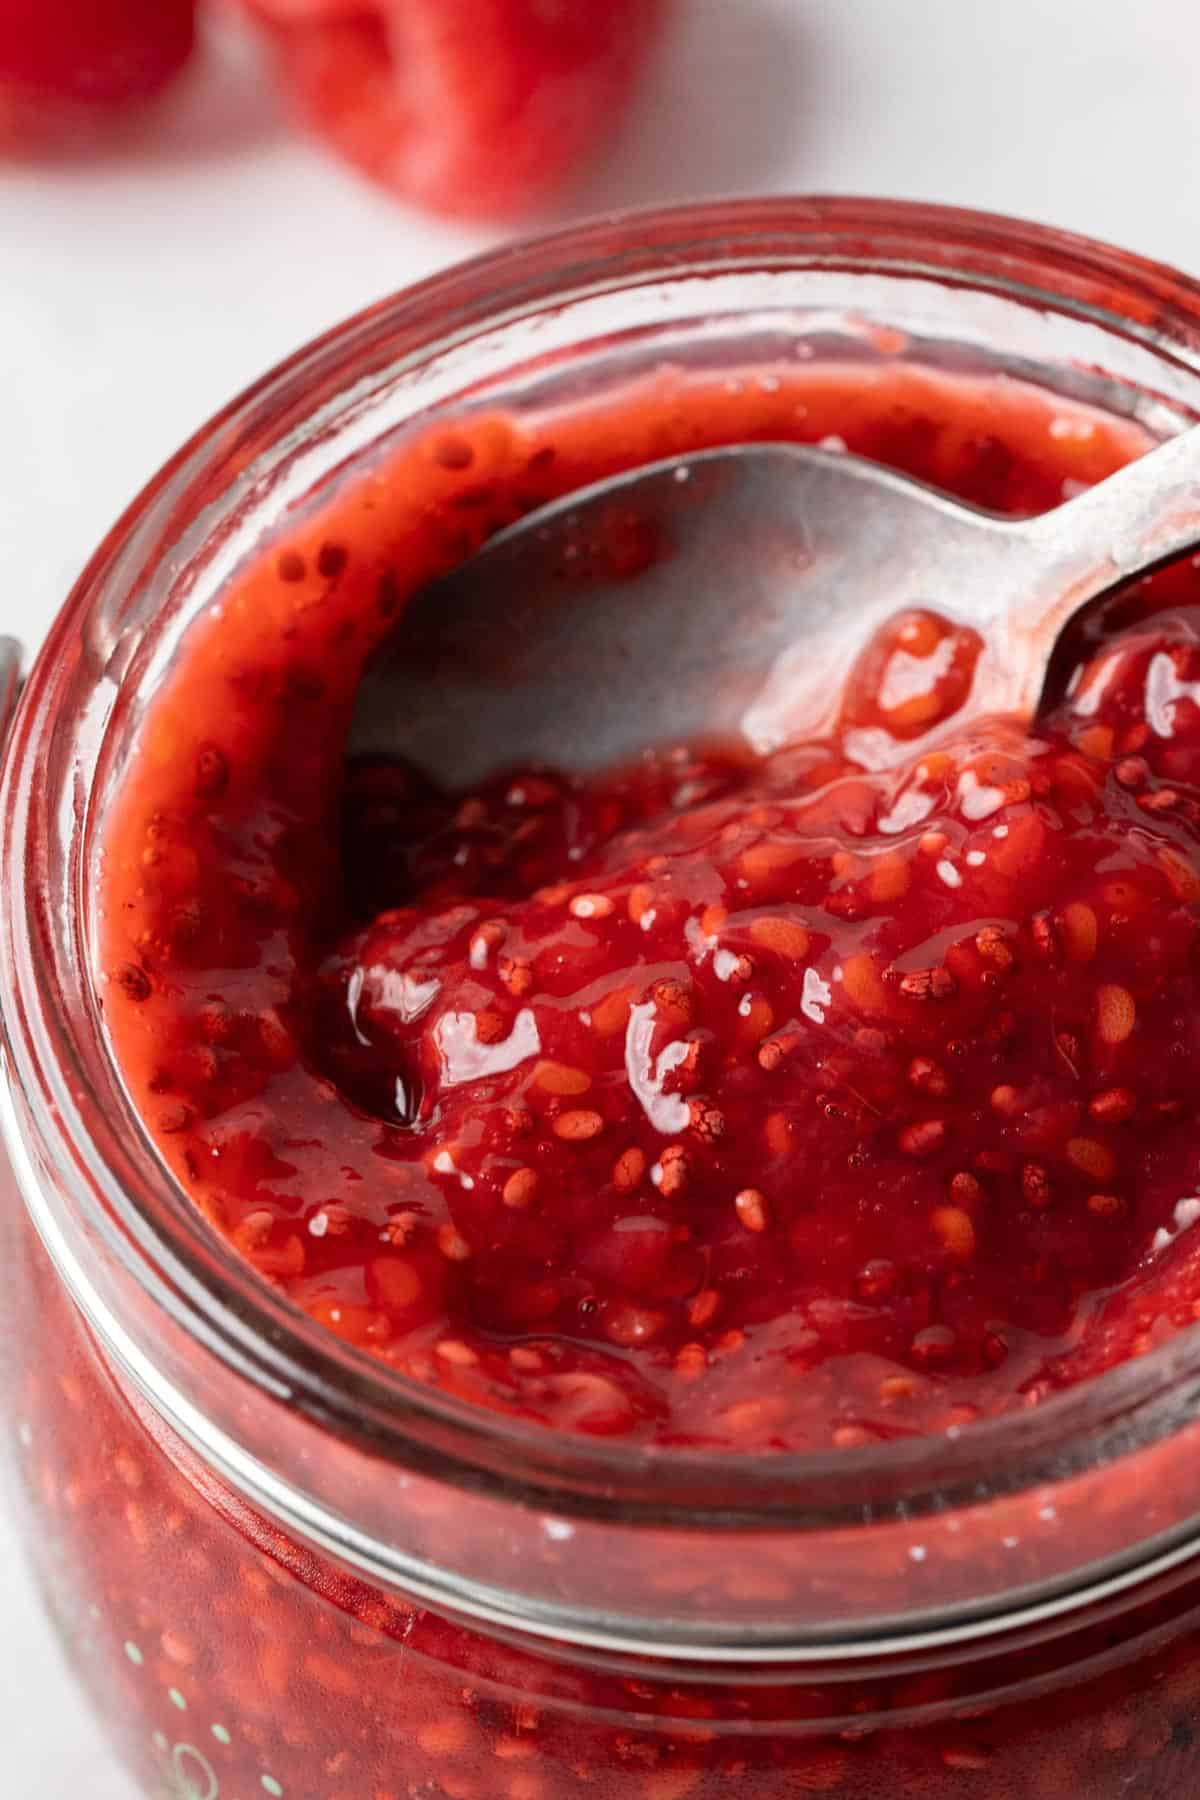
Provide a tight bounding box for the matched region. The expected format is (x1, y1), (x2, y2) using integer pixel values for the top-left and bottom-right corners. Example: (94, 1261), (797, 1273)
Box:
(7, 197), (1200, 1800)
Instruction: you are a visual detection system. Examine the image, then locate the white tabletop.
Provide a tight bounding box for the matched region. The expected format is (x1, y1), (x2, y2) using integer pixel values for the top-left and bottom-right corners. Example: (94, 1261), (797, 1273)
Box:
(3, 0), (1199, 1790)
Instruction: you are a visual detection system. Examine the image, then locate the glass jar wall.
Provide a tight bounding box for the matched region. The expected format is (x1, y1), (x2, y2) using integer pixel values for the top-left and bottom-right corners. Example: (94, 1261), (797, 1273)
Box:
(7, 200), (1200, 1797)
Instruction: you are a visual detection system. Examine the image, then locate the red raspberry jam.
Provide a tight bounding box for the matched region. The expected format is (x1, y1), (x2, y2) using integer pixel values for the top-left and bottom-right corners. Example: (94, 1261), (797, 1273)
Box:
(0, 347), (1183, 1800)
(10, 1217), (1200, 1800)
(96, 361), (1200, 1459)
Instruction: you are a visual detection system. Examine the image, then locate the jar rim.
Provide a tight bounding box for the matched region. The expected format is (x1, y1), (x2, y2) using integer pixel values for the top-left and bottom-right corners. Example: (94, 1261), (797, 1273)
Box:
(9, 192), (1200, 1547)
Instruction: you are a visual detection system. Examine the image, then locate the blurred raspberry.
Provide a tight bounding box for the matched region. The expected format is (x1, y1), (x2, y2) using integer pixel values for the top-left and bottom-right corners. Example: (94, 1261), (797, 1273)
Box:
(0, 0), (195, 108)
(239, 0), (670, 219)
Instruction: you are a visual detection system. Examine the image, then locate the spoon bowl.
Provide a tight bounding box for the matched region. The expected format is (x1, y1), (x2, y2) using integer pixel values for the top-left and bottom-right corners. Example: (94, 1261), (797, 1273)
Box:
(350, 428), (1200, 786)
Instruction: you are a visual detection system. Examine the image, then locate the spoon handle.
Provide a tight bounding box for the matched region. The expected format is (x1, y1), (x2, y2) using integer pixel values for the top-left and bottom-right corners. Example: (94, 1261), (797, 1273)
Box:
(1023, 420), (1200, 595)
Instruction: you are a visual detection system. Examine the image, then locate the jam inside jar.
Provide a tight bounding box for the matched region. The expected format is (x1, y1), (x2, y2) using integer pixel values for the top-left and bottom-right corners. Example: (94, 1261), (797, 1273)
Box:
(9, 200), (1200, 1799)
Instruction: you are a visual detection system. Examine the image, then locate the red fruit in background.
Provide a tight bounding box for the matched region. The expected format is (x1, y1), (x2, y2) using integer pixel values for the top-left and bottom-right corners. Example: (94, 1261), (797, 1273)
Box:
(0, 0), (195, 108)
(240, 0), (670, 219)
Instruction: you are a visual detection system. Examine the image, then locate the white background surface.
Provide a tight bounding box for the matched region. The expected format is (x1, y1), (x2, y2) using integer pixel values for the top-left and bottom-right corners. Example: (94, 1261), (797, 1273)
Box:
(2, 1), (1199, 1791)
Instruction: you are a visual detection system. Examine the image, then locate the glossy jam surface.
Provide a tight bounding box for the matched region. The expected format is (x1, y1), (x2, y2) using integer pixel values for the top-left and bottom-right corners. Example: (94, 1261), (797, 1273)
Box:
(98, 360), (1200, 1451)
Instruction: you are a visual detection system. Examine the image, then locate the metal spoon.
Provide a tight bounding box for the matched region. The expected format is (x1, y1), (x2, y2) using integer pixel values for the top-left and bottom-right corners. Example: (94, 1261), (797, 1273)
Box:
(349, 425), (1200, 785)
